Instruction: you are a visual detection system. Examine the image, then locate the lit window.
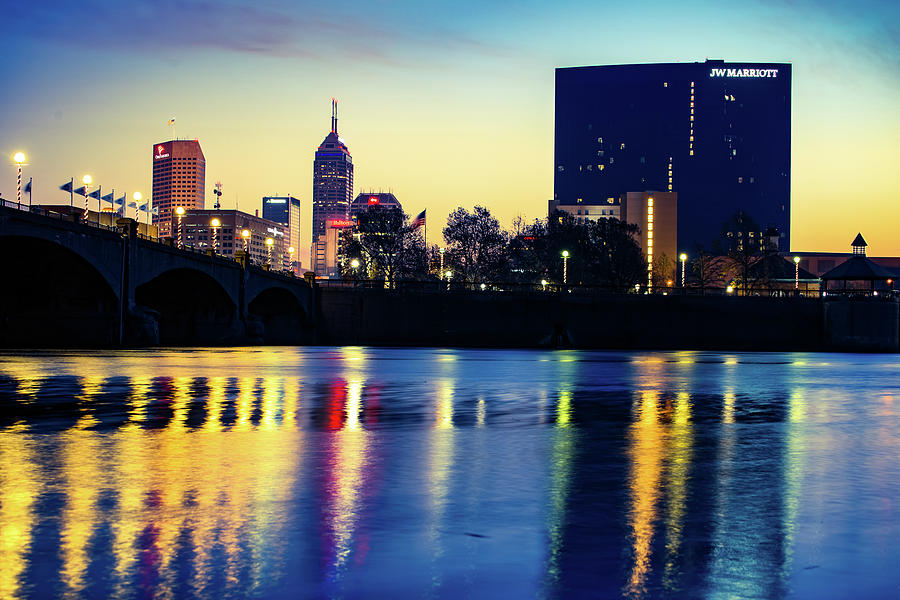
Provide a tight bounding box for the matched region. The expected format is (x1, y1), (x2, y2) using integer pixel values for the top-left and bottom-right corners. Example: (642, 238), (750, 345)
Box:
(620, 143), (625, 150)
(690, 150), (694, 156)
(664, 82), (668, 87)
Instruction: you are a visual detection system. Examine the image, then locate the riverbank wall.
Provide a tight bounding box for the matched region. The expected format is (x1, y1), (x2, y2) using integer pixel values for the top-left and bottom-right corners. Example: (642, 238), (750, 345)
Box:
(317, 287), (899, 352)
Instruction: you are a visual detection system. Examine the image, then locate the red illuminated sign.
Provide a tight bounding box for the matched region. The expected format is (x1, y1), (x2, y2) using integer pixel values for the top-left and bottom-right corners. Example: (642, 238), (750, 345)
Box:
(154, 144), (170, 160)
(368, 197), (379, 204)
(329, 219), (354, 228)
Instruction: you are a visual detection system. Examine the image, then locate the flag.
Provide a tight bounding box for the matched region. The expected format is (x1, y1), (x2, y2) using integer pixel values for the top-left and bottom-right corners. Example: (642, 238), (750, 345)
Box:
(138, 203), (149, 212)
(74, 186), (87, 197)
(152, 207), (159, 215)
(168, 118), (175, 126)
(24, 179), (32, 194)
(127, 201), (138, 209)
(60, 180), (74, 193)
(114, 195), (125, 207)
(88, 189), (102, 200)
(101, 191), (115, 203)
(410, 209), (426, 231)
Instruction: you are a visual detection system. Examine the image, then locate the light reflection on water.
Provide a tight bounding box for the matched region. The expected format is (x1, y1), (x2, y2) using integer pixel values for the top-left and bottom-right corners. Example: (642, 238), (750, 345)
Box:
(1, 348), (900, 599)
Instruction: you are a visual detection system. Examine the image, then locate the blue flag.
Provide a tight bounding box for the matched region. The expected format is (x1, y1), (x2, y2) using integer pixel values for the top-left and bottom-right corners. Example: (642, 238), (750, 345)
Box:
(101, 191), (115, 203)
(114, 195), (125, 206)
(74, 186), (87, 197)
(127, 201), (138, 208)
(60, 181), (74, 193)
(152, 207), (159, 215)
(24, 179), (32, 194)
(88, 189), (102, 200)
(138, 203), (149, 212)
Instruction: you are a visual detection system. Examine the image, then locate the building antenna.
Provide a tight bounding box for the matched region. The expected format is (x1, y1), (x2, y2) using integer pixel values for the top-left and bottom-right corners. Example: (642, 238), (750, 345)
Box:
(213, 181), (223, 210)
(331, 98), (338, 135)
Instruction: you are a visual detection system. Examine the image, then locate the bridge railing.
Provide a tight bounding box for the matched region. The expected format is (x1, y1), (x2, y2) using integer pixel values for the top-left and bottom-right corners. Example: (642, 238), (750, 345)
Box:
(1, 199), (119, 232)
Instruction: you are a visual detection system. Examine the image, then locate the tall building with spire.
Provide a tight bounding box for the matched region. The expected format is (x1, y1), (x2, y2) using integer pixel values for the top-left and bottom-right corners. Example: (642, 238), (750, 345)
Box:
(312, 99), (354, 276)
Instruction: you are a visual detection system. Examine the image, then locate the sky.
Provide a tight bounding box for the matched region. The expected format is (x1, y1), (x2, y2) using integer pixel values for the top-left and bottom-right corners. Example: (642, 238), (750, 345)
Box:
(2, 0), (899, 264)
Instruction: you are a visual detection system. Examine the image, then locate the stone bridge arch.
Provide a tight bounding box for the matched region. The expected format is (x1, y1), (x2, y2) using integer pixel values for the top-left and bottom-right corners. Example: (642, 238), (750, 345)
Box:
(0, 233), (120, 346)
(245, 278), (313, 344)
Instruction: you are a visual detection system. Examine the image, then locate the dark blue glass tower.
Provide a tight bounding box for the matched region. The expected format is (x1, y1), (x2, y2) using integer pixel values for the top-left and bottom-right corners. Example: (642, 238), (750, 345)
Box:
(554, 60), (791, 251)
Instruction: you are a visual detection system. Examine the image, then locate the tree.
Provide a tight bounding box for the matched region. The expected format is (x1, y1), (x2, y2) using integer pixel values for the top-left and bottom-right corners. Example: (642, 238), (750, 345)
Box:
(717, 210), (762, 293)
(340, 206), (425, 286)
(442, 206), (509, 283)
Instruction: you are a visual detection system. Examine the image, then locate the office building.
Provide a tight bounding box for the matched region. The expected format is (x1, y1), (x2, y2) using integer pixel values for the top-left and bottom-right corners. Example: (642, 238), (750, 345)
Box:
(350, 192), (402, 218)
(620, 192), (677, 288)
(549, 197), (621, 224)
(262, 195), (301, 272)
(152, 140), (206, 238)
(313, 218), (353, 278)
(179, 209), (288, 268)
(555, 60), (790, 251)
(312, 100), (353, 275)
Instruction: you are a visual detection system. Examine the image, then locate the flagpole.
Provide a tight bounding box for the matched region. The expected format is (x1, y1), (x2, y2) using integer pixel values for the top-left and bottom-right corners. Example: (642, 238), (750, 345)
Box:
(69, 177), (74, 208)
(27, 178), (32, 208)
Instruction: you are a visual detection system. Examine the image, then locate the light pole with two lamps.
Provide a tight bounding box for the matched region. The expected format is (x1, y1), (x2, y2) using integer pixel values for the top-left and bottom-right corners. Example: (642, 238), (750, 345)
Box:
(265, 237), (274, 266)
(794, 256), (801, 290)
(82, 174), (93, 222)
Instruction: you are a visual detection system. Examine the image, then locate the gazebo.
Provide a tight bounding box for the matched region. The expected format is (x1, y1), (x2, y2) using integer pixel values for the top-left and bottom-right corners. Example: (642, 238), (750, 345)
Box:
(820, 233), (895, 295)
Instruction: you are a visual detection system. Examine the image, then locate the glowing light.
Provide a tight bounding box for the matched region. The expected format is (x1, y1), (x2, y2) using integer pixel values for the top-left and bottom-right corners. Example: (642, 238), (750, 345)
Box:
(679, 253), (687, 261)
(132, 191), (142, 202)
(210, 218), (221, 227)
(793, 256), (800, 264)
(561, 250), (569, 258)
(82, 174), (92, 185)
(241, 229), (250, 238)
(726, 285), (734, 294)
(265, 237), (274, 246)
(13, 152), (25, 164)
(350, 258), (359, 269)
(288, 246), (295, 254)
(175, 206), (184, 215)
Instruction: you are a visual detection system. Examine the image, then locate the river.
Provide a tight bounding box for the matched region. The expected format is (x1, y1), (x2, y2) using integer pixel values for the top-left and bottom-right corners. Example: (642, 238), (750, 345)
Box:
(1, 347), (899, 599)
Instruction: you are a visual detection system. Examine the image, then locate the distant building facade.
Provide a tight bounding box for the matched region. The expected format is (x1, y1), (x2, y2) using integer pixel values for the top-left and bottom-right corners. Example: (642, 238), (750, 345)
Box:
(621, 192), (677, 288)
(350, 192), (402, 218)
(313, 218), (354, 278)
(312, 100), (353, 275)
(262, 196), (301, 272)
(180, 209), (287, 268)
(555, 60), (790, 252)
(152, 140), (206, 238)
(549, 197), (621, 223)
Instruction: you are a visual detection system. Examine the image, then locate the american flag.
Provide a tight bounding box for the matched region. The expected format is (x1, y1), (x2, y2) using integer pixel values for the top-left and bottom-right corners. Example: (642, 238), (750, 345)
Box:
(410, 210), (426, 231)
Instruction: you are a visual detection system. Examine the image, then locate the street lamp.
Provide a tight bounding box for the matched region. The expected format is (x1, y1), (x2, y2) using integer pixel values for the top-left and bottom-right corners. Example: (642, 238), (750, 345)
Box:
(13, 152), (25, 206)
(265, 237), (274, 265)
(132, 192), (142, 220)
(561, 250), (569, 285)
(541, 279), (548, 291)
(679, 253), (687, 288)
(210, 217), (221, 254)
(288, 246), (295, 273)
(439, 247), (445, 279)
(174, 206), (185, 248)
(82, 174), (93, 222)
(241, 228), (251, 253)
(793, 256), (800, 290)
(445, 270), (452, 290)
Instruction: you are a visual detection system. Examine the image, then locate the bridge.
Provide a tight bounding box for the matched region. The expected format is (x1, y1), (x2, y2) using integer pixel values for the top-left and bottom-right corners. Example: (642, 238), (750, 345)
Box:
(0, 203), (315, 346)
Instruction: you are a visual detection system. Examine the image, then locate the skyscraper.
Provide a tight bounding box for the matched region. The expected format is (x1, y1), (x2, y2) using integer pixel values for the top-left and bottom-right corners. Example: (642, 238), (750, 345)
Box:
(312, 100), (353, 275)
(151, 140), (206, 238)
(262, 195), (301, 272)
(555, 60), (791, 251)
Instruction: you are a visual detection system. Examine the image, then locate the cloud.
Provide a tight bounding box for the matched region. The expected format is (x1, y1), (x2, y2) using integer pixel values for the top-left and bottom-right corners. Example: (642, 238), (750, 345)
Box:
(8, 0), (513, 65)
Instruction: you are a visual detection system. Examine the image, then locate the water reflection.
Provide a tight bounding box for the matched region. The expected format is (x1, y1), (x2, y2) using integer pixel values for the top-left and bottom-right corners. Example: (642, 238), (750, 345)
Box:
(0, 348), (899, 598)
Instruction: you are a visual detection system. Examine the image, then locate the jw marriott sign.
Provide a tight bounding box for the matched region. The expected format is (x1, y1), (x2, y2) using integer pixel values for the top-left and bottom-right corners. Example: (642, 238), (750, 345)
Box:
(709, 67), (779, 78)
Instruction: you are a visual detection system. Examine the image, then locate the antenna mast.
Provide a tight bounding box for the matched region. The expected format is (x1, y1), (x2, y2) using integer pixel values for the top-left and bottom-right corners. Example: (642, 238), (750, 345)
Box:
(331, 98), (338, 134)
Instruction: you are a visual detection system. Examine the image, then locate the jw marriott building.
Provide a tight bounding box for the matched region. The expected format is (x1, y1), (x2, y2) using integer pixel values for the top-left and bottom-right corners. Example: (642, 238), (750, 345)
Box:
(151, 140), (206, 238)
(554, 60), (791, 251)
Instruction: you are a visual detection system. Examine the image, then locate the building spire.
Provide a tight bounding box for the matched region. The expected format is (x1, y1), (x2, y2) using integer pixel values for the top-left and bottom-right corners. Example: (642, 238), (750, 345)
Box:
(331, 98), (338, 135)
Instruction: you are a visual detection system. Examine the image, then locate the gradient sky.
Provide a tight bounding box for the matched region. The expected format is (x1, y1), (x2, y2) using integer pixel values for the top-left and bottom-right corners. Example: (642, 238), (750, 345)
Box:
(2, 0), (899, 264)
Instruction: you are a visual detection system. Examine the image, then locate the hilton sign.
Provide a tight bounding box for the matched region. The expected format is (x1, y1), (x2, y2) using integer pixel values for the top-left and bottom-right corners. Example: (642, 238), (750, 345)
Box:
(709, 68), (779, 78)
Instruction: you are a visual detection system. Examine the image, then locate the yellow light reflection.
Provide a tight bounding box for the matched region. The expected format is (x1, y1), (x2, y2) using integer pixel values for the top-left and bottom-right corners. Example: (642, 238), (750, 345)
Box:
(545, 383), (576, 584)
(476, 397), (486, 428)
(0, 434), (39, 600)
(663, 392), (692, 591)
(626, 390), (664, 598)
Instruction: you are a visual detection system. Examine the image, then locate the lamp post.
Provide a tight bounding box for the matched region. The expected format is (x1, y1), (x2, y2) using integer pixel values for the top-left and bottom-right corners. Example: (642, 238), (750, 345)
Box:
(13, 152), (25, 206)
(210, 218), (221, 254)
(541, 279), (548, 291)
(82, 174), (93, 222)
(561, 250), (569, 285)
(679, 253), (687, 288)
(439, 247), (445, 280)
(351, 258), (360, 281)
(265, 237), (274, 266)
(132, 192), (142, 220)
(174, 206), (185, 248)
(241, 228), (251, 253)
(288, 246), (295, 273)
(445, 270), (452, 291)
(793, 256), (800, 290)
